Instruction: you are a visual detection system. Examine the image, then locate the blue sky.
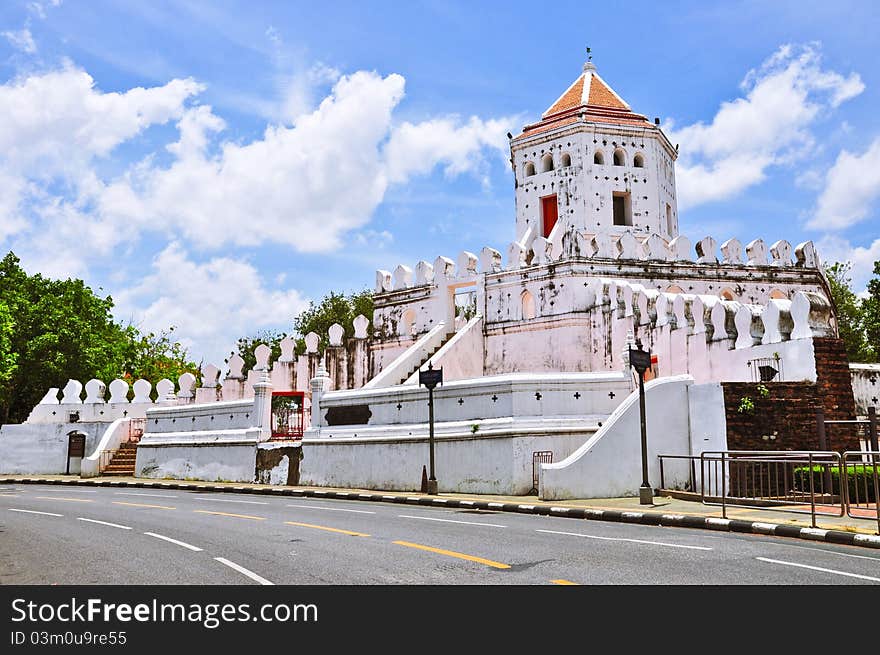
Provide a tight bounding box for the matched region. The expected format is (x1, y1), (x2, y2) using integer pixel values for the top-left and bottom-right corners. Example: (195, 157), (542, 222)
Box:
(1, 0), (878, 366)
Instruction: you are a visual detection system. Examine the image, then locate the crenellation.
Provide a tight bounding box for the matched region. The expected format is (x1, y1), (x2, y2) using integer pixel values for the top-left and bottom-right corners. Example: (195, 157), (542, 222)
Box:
(434, 256), (456, 279)
(415, 260), (434, 285)
(745, 238), (768, 266)
(375, 269), (392, 293)
(84, 379), (106, 404)
(392, 264), (413, 290)
(61, 379), (83, 404)
(531, 236), (553, 264)
(720, 238), (743, 265)
(669, 235), (692, 261)
(456, 251), (478, 277)
(794, 241), (819, 268)
(770, 240), (792, 266)
(479, 246), (502, 274)
(643, 233), (670, 261)
(696, 236), (717, 263)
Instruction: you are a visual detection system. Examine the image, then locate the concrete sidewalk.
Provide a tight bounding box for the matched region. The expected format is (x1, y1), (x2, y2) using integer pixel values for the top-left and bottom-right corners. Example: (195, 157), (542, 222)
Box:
(2, 474), (878, 548)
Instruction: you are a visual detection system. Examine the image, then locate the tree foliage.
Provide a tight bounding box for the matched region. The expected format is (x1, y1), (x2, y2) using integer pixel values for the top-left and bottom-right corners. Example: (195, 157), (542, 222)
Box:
(234, 290), (373, 366)
(824, 260), (879, 363)
(291, 289), (373, 354)
(234, 330), (286, 372)
(0, 252), (199, 424)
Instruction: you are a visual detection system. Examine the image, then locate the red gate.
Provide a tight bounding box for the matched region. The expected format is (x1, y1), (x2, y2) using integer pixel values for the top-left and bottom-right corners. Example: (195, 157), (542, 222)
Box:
(271, 391), (305, 441)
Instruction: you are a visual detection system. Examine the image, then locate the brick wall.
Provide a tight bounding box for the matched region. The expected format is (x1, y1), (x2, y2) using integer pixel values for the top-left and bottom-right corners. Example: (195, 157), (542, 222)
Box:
(722, 338), (860, 453)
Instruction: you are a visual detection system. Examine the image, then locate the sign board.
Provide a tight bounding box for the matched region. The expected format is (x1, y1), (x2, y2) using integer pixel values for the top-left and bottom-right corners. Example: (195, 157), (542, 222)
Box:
(419, 367), (443, 390)
(67, 433), (86, 458)
(629, 347), (652, 373)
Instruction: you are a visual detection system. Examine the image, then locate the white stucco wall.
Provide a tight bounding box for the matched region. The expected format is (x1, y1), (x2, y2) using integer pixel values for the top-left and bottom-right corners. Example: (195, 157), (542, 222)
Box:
(0, 422), (104, 474)
(850, 364), (880, 416)
(135, 443), (257, 482)
(312, 371), (630, 431)
(300, 417), (597, 494)
(539, 375), (727, 499)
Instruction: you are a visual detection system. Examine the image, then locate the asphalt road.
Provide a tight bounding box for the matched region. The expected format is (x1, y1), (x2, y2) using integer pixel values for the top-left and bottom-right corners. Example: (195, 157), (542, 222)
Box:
(1, 484), (878, 585)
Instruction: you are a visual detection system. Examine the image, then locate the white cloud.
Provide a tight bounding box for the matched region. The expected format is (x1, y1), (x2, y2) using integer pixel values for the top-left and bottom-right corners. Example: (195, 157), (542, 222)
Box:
(809, 137), (880, 230)
(384, 115), (513, 183)
(816, 234), (880, 293)
(27, 1), (62, 20)
(667, 43), (864, 209)
(114, 243), (309, 365)
(0, 62), (513, 361)
(2, 28), (36, 54)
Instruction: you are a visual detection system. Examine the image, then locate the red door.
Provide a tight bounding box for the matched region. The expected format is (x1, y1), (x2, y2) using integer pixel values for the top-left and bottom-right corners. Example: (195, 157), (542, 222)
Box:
(541, 195), (558, 238)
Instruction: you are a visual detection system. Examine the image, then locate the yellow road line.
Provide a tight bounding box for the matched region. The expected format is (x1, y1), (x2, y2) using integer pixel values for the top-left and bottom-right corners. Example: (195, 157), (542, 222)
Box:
(194, 510), (265, 521)
(393, 540), (510, 569)
(112, 501), (176, 510)
(35, 496), (93, 503)
(284, 521), (369, 537)
(551, 579), (579, 585)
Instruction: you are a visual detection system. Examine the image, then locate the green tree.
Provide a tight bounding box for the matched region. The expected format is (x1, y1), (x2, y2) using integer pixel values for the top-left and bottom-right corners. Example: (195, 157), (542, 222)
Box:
(119, 326), (201, 393)
(234, 330), (286, 372)
(0, 302), (18, 413)
(825, 261), (872, 363)
(863, 260), (880, 362)
(291, 289), (373, 354)
(0, 252), (200, 423)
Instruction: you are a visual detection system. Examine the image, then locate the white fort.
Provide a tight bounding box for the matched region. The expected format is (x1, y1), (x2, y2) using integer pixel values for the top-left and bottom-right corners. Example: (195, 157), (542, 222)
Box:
(3, 57), (873, 499)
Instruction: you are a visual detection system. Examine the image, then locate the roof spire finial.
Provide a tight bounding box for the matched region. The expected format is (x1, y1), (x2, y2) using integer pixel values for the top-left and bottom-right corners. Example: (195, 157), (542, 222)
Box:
(583, 46), (597, 73)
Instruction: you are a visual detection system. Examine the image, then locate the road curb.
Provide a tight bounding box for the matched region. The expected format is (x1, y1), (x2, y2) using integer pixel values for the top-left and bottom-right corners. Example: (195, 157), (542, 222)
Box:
(3, 476), (879, 550)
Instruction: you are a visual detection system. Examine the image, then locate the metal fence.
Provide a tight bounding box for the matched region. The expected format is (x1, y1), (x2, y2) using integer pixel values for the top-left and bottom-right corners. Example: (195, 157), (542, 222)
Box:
(530, 451), (553, 494)
(843, 451), (879, 533)
(658, 450), (880, 532)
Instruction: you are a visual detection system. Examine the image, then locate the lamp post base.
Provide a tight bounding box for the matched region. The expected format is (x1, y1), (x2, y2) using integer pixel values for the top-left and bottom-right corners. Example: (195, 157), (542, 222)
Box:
(639, 486), (654, 505)
(426, 479), (438, 495)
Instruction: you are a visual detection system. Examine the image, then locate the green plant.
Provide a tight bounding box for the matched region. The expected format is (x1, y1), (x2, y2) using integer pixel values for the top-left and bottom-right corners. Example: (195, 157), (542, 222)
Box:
(792, 465), (878, 503)
(737, 396), (755, 414)
(756, 383), (770, 398)
(471, 424), (480, 434)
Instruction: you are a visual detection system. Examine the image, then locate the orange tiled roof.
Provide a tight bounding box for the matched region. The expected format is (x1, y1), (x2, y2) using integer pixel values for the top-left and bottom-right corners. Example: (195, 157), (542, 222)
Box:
(514, 64), (650, 141)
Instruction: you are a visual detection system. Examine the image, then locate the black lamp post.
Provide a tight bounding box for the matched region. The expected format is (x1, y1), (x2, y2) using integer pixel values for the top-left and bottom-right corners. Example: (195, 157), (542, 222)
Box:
(419, 362), (443, 495)
(628, 341), (653, 505)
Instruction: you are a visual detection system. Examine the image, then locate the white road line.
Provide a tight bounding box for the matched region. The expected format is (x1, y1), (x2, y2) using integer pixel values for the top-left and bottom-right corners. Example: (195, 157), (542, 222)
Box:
(30, 488), (97, 493)
(214, 557), (274, 586)
(287, 504), (375, 515)
(8, 508), (63, 517)
(399, 514), (507, 528)
(144, 532), (203, 552)
(77, 517), (132, 530)
(199, 497), (269, 506)
(756, 557), (880, 582)
(536, 528), (713, 551)
(115, 492), (178, 499)
(761, 540), (880, 562)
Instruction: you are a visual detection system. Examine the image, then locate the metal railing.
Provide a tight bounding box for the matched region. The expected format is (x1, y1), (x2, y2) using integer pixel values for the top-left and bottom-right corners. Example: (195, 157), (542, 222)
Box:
(842, 451), (880, 534)
(530, 451), (553, 495)
(701, 451), (844, 527)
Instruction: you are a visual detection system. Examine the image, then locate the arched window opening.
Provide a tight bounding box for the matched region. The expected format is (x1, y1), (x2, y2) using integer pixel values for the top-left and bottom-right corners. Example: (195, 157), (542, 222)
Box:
(769, 289), (788, 300)
(613, 148), (625, 166)
(593, 150), (604, 165)
(524, 162), (536, 177)
(541, 154), (554, 173)
(633, 153), (644, 168)
(719, 288), (736, 301)
(666, 285), (684, 294)
(560, 153), (571, 168)
(521, 290), (536, 320)
(400, 309), (416, 337)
